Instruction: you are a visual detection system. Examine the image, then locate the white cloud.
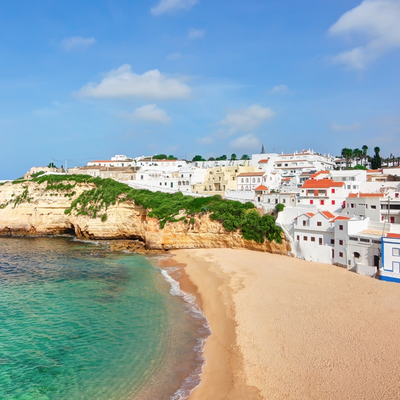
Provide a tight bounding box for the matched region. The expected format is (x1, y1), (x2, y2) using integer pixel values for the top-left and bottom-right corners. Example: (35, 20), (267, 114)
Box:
(151, 0), (199, 16)
(61, 36), (96, 51)
(78, 64), (191, 100)
(188, 28), (206, 39)
(229, 134), (261, 150)
(329, 0), (400, 69)
(219, 104), (275, 135)
(196, 136), (214, 145)
(269, 84), (289, 94)
(124, 104), (171, 124)
(330, 121), (361, 131)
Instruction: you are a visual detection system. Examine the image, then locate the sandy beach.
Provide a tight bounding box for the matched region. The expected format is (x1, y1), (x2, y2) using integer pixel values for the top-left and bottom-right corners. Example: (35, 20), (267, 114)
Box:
(172, 249), (400, 400)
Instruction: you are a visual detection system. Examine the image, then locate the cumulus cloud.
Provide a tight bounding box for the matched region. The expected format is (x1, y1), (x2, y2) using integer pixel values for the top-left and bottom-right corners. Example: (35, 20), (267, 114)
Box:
(61, 36), (96, 51)
(124, 104), (171, 124)
(269, 84), (290, 94)
(78, 64), (191, 100)
(219, 104), (275, 135)
(329, 0), (400, 69)
(229, 134), (261, 150)
(188, 28), (206, 39)
(151, 0), (199, 16)
(330, 121), (361, 131)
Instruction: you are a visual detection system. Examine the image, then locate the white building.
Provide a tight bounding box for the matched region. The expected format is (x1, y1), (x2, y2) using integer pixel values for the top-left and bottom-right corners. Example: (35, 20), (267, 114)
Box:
(237, 172), (265, 191)
(381, 233), (400, 283)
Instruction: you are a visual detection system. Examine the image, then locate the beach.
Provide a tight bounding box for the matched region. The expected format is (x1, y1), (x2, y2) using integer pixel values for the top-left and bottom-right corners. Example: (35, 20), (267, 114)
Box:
(172, 249), (400, 400)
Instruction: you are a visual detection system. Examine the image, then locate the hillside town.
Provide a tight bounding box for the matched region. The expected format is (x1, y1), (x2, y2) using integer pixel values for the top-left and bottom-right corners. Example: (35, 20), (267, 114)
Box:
(25, 146), (400, 283)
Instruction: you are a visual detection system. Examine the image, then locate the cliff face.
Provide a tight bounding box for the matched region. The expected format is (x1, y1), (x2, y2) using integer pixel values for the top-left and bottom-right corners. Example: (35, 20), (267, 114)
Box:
(0, 181), (291, 255)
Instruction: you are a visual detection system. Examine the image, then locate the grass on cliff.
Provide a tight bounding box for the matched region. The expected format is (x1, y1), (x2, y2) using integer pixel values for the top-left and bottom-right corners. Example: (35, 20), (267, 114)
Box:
(28, 174), (283, 243)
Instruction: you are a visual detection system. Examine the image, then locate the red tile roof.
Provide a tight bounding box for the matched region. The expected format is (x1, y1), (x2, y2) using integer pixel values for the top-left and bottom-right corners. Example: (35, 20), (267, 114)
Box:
(310, 171), (330, 178)
(301, 179), (345, 189)
(367, 169), (383, 173)
(258, 159), (270, 163)
(387, 233), (400, 238)
(90, 160), (113, 163)
(283, 178), (291, 181)
(237, 172), (265, 177)
(348, 193), (384, 198)
(321, 211), (335, 219)
(331, 216), (351, 222)
(255, 185), (268, 191)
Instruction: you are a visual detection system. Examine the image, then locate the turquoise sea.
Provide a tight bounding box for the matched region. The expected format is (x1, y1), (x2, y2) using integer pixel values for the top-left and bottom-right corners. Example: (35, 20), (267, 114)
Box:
(0, 237), (209, 400)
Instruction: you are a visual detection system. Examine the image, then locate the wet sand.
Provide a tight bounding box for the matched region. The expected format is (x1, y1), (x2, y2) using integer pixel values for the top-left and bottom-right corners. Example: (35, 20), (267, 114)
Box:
(172, 248), (400, 400)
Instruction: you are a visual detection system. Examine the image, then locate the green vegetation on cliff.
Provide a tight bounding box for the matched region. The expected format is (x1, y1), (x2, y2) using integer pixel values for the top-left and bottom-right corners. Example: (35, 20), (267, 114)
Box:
(26, 174), (283, 243)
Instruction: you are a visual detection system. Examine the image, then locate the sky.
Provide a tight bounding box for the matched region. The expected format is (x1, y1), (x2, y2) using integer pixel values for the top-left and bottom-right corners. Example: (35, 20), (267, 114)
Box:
(1, 0), (400, 178)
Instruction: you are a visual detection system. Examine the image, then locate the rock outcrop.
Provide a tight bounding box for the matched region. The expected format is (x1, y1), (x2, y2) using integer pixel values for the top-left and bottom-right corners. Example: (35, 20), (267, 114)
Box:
(0, 181), (291, 255)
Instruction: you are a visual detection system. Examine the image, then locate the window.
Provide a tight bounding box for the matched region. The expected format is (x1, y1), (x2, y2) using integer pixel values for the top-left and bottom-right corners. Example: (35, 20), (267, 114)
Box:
(297, 235), (300, 241)
(332, 200), (335, 205)
(393, 248), (400, 257)
(304, 236), (308, 241)
(320, 200), (325, 205)
(319, 238), (323, 245)
(360, 238), (370, 243)
(371, 205), (376, 209)
(141, 175), (144, 180)
(347, 185), (351, 189)
(353, 185), (358, 189)
(353, 252), (360, 258)
(349, 237), (358, 241)
(310, 200), (314, 205)
(351, 203), (355, 208)
(339, 240), (343, 245)
(282, 199), (286, 203)
(331, 239), (335, 245)
(339, 225), (343, 231)
(331, 188), (336, 194)
(339, 252), (343, 258)
(303, 220), (307, 226)
(311, 237), (315, 242)
(159, 182), (162, 186)
(317, 221), (322, 226)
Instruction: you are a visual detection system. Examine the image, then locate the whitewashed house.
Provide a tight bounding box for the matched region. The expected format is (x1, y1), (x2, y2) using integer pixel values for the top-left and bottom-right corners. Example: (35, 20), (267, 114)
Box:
(381, 233), (400, 283)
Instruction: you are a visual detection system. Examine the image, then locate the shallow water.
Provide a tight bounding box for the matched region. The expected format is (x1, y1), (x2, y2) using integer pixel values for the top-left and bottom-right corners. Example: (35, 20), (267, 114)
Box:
(0, 237), (208, 400)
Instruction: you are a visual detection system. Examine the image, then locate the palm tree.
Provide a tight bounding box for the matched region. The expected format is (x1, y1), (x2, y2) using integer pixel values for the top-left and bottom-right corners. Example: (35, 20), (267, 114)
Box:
(362, 145), (368, 167)
(353, 148), (363, 165)
(231, 153), (237, 161)
(341, 148), (353, 168)
(371, 147), (382, 170)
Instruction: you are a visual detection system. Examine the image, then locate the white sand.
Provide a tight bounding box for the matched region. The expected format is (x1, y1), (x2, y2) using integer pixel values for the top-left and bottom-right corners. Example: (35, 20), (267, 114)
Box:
(174, 249), (400, 400)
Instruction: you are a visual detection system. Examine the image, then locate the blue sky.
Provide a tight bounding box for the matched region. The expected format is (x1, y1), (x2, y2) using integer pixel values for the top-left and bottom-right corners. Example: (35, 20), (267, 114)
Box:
(1, 0), (400, 178)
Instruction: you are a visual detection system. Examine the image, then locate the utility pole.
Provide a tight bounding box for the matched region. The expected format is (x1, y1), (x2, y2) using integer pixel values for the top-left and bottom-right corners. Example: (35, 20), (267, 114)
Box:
(65, 159), (68, 174)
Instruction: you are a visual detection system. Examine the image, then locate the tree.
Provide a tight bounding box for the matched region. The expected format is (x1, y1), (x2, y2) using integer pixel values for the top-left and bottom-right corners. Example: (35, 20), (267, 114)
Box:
(208, 157), (215, 161)
(192, 155), (206, 162)
(341, 148), (353, 168)
(241, 154), (250, 160)
(168, 155), (177, 160)
(153, 154), (168, 160)
(231, 153), (237, 161)
(216, 155), (227, 161)
(47, 162), (57, 168)
(362, 145), (368, 167)
(371, 146), (382, 170)
(353, 148), (362, 164)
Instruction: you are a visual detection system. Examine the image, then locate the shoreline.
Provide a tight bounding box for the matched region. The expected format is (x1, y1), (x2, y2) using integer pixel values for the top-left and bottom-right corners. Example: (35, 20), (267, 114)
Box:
(171, 248), (400, 400)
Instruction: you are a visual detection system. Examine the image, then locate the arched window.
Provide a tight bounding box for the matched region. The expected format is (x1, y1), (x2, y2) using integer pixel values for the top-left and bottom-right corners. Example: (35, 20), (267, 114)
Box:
(186, 181), (189, 185)
(241, 178), (244, 183)
(353, 252), (360, 258)
(257, 178), (260, 183)
(246, 178), (249, 183)
(252, 178), (255, 183)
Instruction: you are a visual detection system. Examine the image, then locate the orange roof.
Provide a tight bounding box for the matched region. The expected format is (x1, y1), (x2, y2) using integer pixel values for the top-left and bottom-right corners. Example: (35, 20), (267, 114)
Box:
(331, 216), (351, 222)
(255, 185), (268, 191)
(306, 213), (315, 218)
(283, 178), (291, 181)
(258, 159), (270, 163)
(90, 160), (112, 163)
(387, 233), (400, 239)
(321, 211), (335, 219)
(237, 172), (265, 177)
(310, 171), (330, 178)
(301, 179), (344, 189)
(367, 169), (383, 173)
(348, 193), (384, 198)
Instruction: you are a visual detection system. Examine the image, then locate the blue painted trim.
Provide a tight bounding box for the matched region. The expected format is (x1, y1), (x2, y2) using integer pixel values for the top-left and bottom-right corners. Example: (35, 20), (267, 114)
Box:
(381, 237), (384, 271)
(380, 275), (400, 283)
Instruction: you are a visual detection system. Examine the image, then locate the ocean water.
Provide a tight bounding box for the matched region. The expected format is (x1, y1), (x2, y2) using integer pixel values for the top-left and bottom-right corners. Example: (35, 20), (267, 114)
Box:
(0, 237), (209, 400)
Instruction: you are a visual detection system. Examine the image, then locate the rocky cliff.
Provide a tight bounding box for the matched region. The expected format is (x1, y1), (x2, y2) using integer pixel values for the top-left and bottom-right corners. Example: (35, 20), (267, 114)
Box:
(0, 180), (291, 255)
